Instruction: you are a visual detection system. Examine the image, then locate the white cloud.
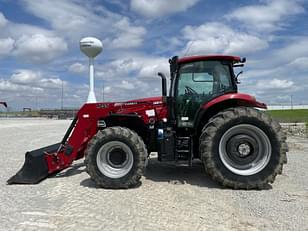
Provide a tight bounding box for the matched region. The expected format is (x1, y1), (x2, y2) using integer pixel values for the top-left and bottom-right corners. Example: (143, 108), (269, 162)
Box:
(258, 78), (294, 90)
(226, 0), (305, 32)
(0, 37), (14, 56)
(288, 57), (308, 70)
(22, 0), (146, 49)
(119, 80), (136, 90)
(182, 22), (268, 55)
(10, 69), (41, 84)
(7, 69), (64, 89)
(96, 55), (169, 80)
(13, 34), (68, 63)
(109, 17), (146, 49)
(22, 0), (106, 37)
(0, 79), (23, 92)
(38, 78), (63, 89)
(0, 78), (44, 93)
(94, 54), (170, 101)
(0, 11), (68, 62)
(0, 12), (8, 27)
(68, 62), (86, 73)
(274, 38), (308, 63)
(130, 0), (199, 18)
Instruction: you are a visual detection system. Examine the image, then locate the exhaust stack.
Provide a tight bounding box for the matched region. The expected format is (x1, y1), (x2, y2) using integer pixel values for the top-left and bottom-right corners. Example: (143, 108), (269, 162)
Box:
(158, 72), (167, 97)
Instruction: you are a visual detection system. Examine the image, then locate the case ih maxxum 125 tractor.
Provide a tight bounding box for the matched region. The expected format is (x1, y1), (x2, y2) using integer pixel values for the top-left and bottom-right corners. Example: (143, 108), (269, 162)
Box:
(8, 54), (287, 189)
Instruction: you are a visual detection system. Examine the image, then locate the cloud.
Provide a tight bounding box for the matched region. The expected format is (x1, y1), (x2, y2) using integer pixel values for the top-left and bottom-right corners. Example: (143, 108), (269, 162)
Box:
(288, 57), (308, 70)
(96, 55), (169, 81)
(0, 12), (8, 27)
(118, 80), (136, 90)
(8, 69), (64, 89)
(258, 78), (294, 90)
(274, 38), (308, 63)
(181, 22), (268, 55)
(22, 0), (146, 49)
(13, 34), (68, 63)
(108, 17), (146, 49)
(226, 0), (305, 32)
(68, 62), (86, 73)
(130, 0), (199, 18)
(94, 54), (169, 101)
(10, 69), (41, 84)
(0, 37), (14, 56)
(0, 12), (68, 63)
(21, 0), (107, 38)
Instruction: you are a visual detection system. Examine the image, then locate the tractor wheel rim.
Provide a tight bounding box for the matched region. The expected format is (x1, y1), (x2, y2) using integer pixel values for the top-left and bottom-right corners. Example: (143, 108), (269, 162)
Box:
(219, 124), (272, 176)
(97, 141), (133, 179)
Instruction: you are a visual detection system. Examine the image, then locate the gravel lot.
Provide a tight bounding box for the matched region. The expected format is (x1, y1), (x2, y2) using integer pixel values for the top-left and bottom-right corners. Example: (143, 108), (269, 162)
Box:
(0, 118), (307, 231)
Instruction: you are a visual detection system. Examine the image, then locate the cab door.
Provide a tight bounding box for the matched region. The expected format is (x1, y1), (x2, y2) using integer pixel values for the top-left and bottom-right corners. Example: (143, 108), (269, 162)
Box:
(175, 60), (233, 128)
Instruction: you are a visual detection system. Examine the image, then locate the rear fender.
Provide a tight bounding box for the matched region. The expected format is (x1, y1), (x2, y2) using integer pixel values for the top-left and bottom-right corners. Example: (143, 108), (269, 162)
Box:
(202, 93), (266, 111)
(194, 93), (267, 133)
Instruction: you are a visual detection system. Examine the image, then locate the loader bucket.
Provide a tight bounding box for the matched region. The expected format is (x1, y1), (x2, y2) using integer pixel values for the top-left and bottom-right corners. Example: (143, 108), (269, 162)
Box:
(7, 143), (61, 184)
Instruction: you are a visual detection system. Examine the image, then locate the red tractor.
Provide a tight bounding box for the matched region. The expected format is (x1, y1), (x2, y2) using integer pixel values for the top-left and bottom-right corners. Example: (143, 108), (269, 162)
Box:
(8, 55), (287, 189)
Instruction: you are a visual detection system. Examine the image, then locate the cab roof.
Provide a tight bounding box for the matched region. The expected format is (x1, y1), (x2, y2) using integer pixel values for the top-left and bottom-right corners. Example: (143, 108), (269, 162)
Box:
(177, 55), (241, 64)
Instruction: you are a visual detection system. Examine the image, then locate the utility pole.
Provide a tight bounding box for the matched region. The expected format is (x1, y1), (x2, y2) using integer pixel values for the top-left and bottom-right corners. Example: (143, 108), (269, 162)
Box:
(290, 95), (293, 110)
(61, 80), (64, 110)
(102, 79), (105, 102)
(35, 95), (38, 111)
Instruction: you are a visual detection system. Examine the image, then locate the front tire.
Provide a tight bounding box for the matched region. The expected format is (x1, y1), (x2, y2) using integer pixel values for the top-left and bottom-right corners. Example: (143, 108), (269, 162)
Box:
(200, 107), (287, 189)
(85, 127), (147, 189)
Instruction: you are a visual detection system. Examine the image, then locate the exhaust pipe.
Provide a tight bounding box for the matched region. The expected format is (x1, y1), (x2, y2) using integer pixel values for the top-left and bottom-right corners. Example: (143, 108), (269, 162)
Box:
(157, 72), (167, 97)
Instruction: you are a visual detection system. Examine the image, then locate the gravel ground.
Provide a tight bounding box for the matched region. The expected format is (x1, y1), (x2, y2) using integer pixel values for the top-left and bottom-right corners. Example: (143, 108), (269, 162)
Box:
(0, 118), (307, 231)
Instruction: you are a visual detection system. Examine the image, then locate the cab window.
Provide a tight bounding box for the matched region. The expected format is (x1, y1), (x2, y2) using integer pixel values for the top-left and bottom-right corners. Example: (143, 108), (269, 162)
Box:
(176, 60), (234, 127)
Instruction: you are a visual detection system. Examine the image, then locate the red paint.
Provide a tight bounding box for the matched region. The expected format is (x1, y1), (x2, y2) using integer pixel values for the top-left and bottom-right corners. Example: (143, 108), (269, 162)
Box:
(43, 98), (168, 173)
(202, 93), (267, 110)
(178, 55), (241, 64)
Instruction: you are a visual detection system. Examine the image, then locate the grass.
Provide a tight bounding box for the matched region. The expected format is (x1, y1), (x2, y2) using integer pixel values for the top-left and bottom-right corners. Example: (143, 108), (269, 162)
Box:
(266, 109), (308, 123)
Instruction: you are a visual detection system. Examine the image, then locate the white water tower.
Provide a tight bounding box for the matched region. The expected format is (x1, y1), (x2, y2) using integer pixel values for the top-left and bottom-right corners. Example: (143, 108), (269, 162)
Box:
(80, 37), (103, 103)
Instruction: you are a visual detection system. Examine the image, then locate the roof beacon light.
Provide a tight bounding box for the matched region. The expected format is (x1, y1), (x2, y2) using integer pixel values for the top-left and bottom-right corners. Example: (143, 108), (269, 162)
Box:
(80, 37), (103, 103)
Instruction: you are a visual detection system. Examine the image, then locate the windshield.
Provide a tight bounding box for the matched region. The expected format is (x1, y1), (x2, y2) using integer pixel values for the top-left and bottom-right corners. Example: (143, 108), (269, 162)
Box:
(177, 61), (233, 97)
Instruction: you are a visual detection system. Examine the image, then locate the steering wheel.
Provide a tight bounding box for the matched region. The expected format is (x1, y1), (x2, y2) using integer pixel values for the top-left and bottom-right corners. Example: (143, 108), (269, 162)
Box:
(184, 85), (198, 95)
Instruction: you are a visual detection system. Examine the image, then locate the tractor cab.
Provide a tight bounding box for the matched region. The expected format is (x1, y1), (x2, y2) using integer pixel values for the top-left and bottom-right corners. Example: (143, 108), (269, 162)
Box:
(162, 56), (245, 129)
(171, 56), (241, 128)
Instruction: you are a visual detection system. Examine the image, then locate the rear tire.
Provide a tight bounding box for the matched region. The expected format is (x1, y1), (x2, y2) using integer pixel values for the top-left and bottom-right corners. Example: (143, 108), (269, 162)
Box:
(200, 107), (287, 189)
(85, 127), (147, 189)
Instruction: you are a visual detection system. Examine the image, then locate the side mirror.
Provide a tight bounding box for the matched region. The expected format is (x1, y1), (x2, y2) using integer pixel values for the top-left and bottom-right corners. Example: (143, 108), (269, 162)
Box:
(235, 71), (243, 84)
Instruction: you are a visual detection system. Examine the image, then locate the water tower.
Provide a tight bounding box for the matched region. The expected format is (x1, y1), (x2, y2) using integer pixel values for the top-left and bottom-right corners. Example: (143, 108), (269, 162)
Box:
(80, 37), (103, 103)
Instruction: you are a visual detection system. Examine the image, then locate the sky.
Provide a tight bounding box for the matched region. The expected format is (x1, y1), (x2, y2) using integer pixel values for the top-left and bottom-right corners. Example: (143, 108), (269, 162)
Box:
(0, 0), (308, 111)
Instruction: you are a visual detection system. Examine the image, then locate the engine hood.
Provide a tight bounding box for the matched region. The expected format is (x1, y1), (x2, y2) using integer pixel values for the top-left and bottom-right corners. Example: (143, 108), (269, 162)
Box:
(125, 96), (164, 104)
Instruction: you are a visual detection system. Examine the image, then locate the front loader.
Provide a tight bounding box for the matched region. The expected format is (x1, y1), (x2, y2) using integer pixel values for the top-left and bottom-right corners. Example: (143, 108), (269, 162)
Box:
(8, 55), (288, 189)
